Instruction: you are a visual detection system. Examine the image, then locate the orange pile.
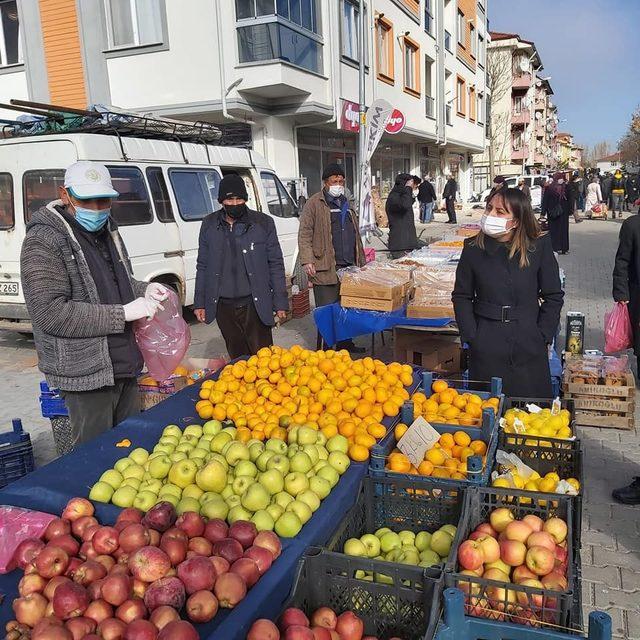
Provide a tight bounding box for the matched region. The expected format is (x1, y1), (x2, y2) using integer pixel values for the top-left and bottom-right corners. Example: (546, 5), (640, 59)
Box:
(386, 430), (488, 480)
(195, 346), (415, 461)
(411, 380), (500, 426)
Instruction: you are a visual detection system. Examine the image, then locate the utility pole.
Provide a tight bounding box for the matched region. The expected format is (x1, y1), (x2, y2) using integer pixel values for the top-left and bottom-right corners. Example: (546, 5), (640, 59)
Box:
(358, 0), (366, 204)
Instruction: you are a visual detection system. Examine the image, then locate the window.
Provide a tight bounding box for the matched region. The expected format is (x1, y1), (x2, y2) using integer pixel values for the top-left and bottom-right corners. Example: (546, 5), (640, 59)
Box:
(470, 23), (476, 58)
(375, 15), (394, 83)
(457, 10), (465, 46)
(477, 92), (484, 124)
(0, 1), (20, 66)
(456, 76), (466, 116)
(236, 0), (319, 34)
(478, 33), (484, 67)
(402, 37), (420, 96)
(446, 104), (452, 126)
(0, 173), (13, 229)
(469, 86), (476, 121)
(424, 0), (434, 35)
(105, 0), (163, 49)
(513, 95), (524, 114)
(260, 172), (296, 218)
(23, 170), (64, 222)
(107, 167), (153, 226)
(146, 168), (174, 223)
(169, 169), (221, 221)
(424, 56), (435, 118)
(444, 30), (452, 52)
(341, 0), (366, 63)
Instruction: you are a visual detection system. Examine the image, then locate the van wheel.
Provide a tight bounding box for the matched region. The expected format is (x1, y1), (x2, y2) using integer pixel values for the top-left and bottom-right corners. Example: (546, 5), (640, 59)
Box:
(293, 259), (308, 291)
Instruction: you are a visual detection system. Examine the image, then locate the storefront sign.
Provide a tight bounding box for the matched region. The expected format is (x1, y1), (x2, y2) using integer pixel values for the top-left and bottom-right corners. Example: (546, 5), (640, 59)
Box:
(340, 100), (360, 132)
(385, 109), (406, 135)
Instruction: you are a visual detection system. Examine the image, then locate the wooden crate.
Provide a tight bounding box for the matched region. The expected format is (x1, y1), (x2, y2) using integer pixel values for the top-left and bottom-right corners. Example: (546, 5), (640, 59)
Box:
(573, 411), (634, 430)
(341, 292), (405, 312)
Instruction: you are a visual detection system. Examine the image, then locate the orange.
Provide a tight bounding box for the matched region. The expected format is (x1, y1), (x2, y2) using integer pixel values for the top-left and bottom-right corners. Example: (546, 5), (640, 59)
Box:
(270, 427), (288, 441)
(470, 440), (487, 455)
(236, 428), (251, 443)
(212, 405), (226, 421)
(418, 460), (434, 476)
(354, 401), (372, 419)
(382, 401), (399, 417)
(453, 430), (472, 447)
(438, 432), (455, 449)
(197, 403), (213, 419)
(424, 399), (439, 414)
(388, 453), (412, 473)
(453, 396), (467, 410)
(354, 433), (376, 448)
(444, 458), (459, 472)
(198, 388), (211, 400)
(348, 443), (370, 462)
(439, 390), (455, 406)
(326, 400), (342, 415)
(432, 467), (451, 478)
(460, 447), (475, 462)
(400, 372), (414, 386)
(322, 424), (338, 439)
(443, 406), (461, 421)
(394, 423), (409, 440)
(451, 445), (463, 459)
(426, 448), (446, 466)
(412, 392), (427, 404)
(467, 394), (483, 405)
(432, 380), (449, 393)
(458, 414), (476, 426)
(367, 423), (386, 439)
(338, 421), (357, 438)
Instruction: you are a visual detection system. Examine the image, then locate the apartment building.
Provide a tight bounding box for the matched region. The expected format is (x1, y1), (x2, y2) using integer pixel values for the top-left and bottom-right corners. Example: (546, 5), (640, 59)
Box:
(0, 0), (486, 201)
(555, 132), (582, 170)
(472, 31), (558, 190)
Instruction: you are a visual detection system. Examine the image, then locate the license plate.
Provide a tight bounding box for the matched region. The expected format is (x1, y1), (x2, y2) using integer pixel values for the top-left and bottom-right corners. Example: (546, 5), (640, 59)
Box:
(0, 282), (19, 295)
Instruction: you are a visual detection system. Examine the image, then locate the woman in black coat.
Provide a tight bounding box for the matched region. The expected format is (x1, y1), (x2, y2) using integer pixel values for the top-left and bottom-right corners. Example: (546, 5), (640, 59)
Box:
(386, 173), (419, 258)
(453, 188), (564, 398)
(541, 172), (571, 254)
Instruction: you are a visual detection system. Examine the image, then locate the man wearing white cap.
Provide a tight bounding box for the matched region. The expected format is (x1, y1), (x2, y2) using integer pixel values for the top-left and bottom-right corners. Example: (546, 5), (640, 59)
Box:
(21, 161), (168, 449)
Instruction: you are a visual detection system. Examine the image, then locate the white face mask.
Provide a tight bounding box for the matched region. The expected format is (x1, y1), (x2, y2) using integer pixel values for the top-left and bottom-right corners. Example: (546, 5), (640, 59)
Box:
(328, 185), (344, 197)
(481, 213), (512, 237)
(412, 189), (419, 197)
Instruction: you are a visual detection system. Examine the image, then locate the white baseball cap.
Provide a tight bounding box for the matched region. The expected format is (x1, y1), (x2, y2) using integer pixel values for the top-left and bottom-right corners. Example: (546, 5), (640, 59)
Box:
(64, 161), (119, 200)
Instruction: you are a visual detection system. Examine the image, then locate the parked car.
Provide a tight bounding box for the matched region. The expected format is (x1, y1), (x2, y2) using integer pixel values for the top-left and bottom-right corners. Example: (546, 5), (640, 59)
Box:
(480, 174), (549, 210)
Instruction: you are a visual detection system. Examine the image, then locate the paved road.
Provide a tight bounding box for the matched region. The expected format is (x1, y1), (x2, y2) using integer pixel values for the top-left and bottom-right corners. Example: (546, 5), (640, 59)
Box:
(0, 206), (638, 636)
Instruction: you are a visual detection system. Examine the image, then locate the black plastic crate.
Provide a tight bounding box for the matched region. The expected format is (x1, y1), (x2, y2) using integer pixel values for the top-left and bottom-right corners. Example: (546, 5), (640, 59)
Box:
(445, 486), (577, 630)
(0, 419), (35, 489)
(285, 548), (443, 640)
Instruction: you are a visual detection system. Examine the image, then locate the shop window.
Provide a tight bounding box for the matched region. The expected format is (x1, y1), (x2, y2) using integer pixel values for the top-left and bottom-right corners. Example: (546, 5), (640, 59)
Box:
(0, 0), (20, 66)
(104, 0), (164, 49)
(23, 170), (64, 222)
(169, 169), (221, 221)
(456, 76), (466, 116)
(402, 36), (420, 97)
(0, 173), (13, 229)
(469, 86), (476, 121)
(146, 167), (174, 223)
(107, 166), (153, 226)
(261, 172), (296, 218)
(375, 15), (394, 84)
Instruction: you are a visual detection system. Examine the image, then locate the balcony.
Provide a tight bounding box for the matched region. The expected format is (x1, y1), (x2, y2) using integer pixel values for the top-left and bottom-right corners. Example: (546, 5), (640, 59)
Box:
(512, 146), (529, 161)
(425, 95), (435, 119)
(534, 152), (545, 164)
(512, 73), (532, 89)
(511, 109), (530, 126)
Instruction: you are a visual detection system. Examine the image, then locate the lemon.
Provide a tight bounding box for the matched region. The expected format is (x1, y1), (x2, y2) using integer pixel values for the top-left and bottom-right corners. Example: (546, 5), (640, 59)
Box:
(493, 477), (511, 488)
(567, 478), (581, 491)
(539, 440), (553, 448)
(557, 426), (572, 439)
(540, 425), (556, 438)
(524, 480), (539, 491)
(511, 473), (525, 489)
(546, 416), (563, 431)
(529, 470), (541, 480)
(545, 472), (560, 483)
(539, 477), (557, 493)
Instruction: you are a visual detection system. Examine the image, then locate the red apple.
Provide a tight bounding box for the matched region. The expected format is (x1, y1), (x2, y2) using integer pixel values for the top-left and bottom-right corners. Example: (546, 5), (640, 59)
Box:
(65, 616), (96, 640)
(214, 571), (247, 608)
(210, 555), (230, 576)
(284, 627), (314, 640)
(84, 600), (113, 625)
(203, 519), (229, 544)
(279, 607), (310, 630)
(44, 576), (71, 600)
(71, 516), (98, 539)
(230, 557), (260, 588)
(525, 546), (555, 576)
(96, 555), (117, 573)
(129, 546), (171, 583)
(504, 521), (533, 544)
(335, 611), (364, 640)
(18, 573), (48, 596)
(499, 540), (527, 567)
(35, 545), (70, 578)
(512, 565), (538, 583)
(97, 617), (127, 640)
(311, 607), (337, 629)
(79, 541), (99, 561)
(212, 538), (244, 565)
(489, 508), (514, 533)
(186, 589), (219, 623)
(541, 571), (568, 591)
(188, 536), (213, 556)
(157, 620), (199, 640)
(244, 545), (274, 575)
(33, 624), (74, 640)
(142, 502), (177, 534)
(457, 569), (481, 595)
(88, 579), (105, 601)
(13, 592), (48, 627)
(44, 518), (72, 541)
(160, 527), (188, 545)
(482, 568), (510, 582)
(148, 606), (180, 630)
(143, 577), (185, 612)
(123, 619), (158, 640)
(115, 598), (147, 624)
(119, 524), (151, 554)
(109, 564), (130, 577)
(228, 521), (258, 549)
(31, 616), (66, 638)
(101, 574), (132, 607)
(148, 529), (161, 547)
(176, 556), (216, 594)
(175, 512), (205, 539)
(543, 518), (568, 544)
(115, 520), (137, 533)
(311, 627), (333, 640)
(93, 527), (120, 555)
(159, 537), (188, 566)
(526, 531), (556, 552)
(62, 498), (94, 522)
(53, 581), (89, 620)
(13, 538), (46, 570)
(82, 525), (101, 543)
(117, 508), (144, 524)
(516, 579), (545, 609)
(73, 560), (107, 586)
(65, 557), (83, 579)
(248, 619), (280, 640)
(475, 535), (500, 563)
(474, 523), (498, 538)
(458, 540), (484, 571)
(522, 515), (544, 533)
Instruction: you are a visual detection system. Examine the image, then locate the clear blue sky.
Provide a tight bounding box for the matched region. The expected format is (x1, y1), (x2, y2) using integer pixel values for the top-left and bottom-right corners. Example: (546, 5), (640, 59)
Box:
(489, 0), (640, 149)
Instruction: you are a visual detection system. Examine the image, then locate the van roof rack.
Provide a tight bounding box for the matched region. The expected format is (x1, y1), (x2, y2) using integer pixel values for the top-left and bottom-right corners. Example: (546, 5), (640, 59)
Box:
(0, 100), (252, 148)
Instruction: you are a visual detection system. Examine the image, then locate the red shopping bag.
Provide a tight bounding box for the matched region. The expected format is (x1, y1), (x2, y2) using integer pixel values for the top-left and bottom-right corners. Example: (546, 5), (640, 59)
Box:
(604, 302), (633, 353)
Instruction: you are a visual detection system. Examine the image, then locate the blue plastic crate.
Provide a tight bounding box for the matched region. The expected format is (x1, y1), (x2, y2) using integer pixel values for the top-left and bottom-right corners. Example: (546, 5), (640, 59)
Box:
(434, 589), (610, 640)
(0, 419), (35, 488)
(39, 381), (68, 418)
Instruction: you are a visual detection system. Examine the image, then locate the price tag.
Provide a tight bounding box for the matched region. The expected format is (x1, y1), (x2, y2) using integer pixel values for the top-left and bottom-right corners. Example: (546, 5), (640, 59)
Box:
(397, 417), (441, 467)
(525, 403), (543, 414)
(551, 398), (561, 415)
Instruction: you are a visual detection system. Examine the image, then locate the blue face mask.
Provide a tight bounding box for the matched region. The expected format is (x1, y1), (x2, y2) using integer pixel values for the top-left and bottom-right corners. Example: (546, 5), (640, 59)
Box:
(74, 207), (111, 232)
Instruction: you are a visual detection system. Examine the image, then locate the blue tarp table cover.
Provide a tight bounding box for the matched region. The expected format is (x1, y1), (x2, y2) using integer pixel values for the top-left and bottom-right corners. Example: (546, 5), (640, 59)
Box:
(314, 302), (454, 345)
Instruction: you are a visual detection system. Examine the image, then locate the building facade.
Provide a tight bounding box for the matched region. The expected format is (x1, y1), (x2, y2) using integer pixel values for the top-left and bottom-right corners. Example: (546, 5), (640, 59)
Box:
(472, 31), (558, 191)
(555, 132), (582, 170)
(0, 0), (487, 202)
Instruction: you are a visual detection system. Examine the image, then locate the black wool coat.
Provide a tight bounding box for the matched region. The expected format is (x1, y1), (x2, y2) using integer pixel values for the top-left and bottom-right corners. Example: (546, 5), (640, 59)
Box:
(386, 185), (419, 253)
(453, 234), (564, 398)
(613, 215), (640, 355)
(541, 186), (570, 253)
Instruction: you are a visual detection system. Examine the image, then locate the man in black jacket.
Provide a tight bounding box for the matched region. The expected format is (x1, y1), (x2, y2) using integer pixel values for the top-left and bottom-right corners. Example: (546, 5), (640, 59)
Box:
(443, 176), (458, 224)
(194, 174), (288, 358)
(417, 175), (437, 223)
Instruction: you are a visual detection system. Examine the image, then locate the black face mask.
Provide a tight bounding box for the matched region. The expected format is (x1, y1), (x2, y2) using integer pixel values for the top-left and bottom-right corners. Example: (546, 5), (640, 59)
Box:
(224, 203), (247, 219)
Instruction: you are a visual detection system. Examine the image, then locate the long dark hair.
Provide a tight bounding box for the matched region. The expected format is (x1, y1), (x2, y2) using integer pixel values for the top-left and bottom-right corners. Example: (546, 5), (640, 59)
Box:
(474, 188), (541, 268)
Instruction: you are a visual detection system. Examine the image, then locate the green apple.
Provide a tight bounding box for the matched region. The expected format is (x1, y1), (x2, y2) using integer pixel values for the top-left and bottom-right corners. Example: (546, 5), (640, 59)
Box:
(398, 549), (420, 565)
(159, 435), (179, 447)
(232, 475), (256, 495)
(251, 509), (275, 532)
(309, 476), (331, 499)
(221, 426), (237, 438)
(195, 460), (228, 492)
(385, 549), (402, 563)
(275, 512), (303, 537)
(328, 451), (350, 475)
(139, 479), (163, 494)
(129, 448), (149, 465)
(419, 549), (441, 566)
(182, 484), (204, 500)
(203, 419), (222, 436)
(221, 484), (235, 499)
(380, 532), (401, 554)
(169, 452), (188, 463)
(181, 433), (198, 444)
(122, 478), (141, 490)
(273, 491), (295, 509)
(297, 490), (321, 512)
(313, 460), (328, 473)
(265, 439), (288, 455)
(297, 426), (318, 446)
(241, 483), (270, 511)
(159, 483), (182, 499)
(430, 531), (453, 558)
(184, 424), (203, 438)
(112, 486), (137, 508)
(286, 500), (312, 524)
(266, 455), (290, 475)
(284, 472), (309, 496)
(154, 443), (174, 455)
(114, 457), (133, 473)
(189, 447), (209, 461)
(141, 471), (151, 481)
(226, 494), (241, 509)
(360, 534), (381, 558)
(374, 572), (393, 585)
(224, 442), (250, 466)
(163, 425), (182, 438)
(176, 443), (194, 454)
(248, 442), (264, 461)
(316, 432), (327, 446)
(415, 531), (432, 552)
(89, 481), (114, 503)
(266, 503), (284, 521)
(317, 465), (340, 488)
(399, 530), (416, 547)
(287, 444), (299, 459)
(235, 460), (258, 478)
(200, 496), (229, 520)
(440, 524), (457, 539)
(157, 494), (179, 508)
(133, 491), (158, 512)
(344, 537), (368, 557)
(302, 445), (319, 466)
(122, 464), (145, 480)
(210, 432), (234, 453)
(258, 469), (284, 495)
(256, 450), (276, 471)
(326, 435), (349, 454)
(375, 527), (392, 538)
(176, 497), (201, 515)
(168, 459), (198, 488)
(147, 452), (164, 462)
(100, 469), (123, 489)
(209, 452), (229, 470)
(148, 455), (172, 479)
(199, 435), (213, 445)
(228, 505), (253, 524)
(287, 427), (298, 444)
(289, 452), (312, 474)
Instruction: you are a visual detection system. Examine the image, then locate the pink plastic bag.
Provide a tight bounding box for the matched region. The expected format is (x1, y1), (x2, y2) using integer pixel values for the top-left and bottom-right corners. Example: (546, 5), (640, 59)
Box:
(604, 302), (633, 354)
(0, 505), (56, 573)
(134, 289), (191, 380)
(364, 248), (376, 263)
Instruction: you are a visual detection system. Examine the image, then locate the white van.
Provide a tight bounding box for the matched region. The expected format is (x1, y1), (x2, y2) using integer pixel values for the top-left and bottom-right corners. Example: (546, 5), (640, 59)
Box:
(0, 132), (300, 331)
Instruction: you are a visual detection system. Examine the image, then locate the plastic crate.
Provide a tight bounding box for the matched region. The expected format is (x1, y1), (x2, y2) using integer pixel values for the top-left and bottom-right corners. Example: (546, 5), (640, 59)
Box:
(434, 588), (611, 640)
(284, 547), (443, 640)
(0, 419), (35, 488)
(445, 486), (578, 630)
(39, 381), (73, 456)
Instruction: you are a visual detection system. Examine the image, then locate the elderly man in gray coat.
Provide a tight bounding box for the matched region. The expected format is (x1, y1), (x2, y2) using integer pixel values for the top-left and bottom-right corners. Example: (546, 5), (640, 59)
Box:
(21, 161), (167, 449)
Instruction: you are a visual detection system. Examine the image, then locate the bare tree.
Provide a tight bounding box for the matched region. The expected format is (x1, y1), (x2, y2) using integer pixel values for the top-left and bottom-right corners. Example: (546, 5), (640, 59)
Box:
(619, 106), (640, 167)
(486, 47), (513, 179)
(581, 140), (612, 167)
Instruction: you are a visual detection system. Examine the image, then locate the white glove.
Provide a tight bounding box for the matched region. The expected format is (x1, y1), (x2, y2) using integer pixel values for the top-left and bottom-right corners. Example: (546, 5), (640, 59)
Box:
(145, 282), (170, 303)
(123, 297), (162, 322)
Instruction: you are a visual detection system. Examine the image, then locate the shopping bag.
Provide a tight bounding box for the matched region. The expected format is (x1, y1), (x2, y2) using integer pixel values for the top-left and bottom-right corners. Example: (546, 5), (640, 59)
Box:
(134, 289), (191, 380)
(591, 204), (602, 214)
(604, 302), (633, 354)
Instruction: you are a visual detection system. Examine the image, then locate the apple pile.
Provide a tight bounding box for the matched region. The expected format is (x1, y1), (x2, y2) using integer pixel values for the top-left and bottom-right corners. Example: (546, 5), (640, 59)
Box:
(89, 423), (351, 538)
(343, 524), (456, 571)
(456, 507), (570, 626)
(247, 606), (404, 640)
(8, 496), (283, 639)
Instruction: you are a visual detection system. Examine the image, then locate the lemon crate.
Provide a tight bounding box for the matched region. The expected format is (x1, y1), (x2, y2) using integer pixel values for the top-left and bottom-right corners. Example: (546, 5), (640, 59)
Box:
(445, 486), (579, 631)
(434, 588), (611, 640)
(503, 397), (577, 441)
(283, 547), (443, 640)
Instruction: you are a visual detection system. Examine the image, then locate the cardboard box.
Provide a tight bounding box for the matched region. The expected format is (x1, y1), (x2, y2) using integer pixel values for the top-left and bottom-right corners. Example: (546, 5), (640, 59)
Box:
(393, 328), (463, 373)
(339, 273), (406, 300)
(341, 292), (405, 312)
(407, 302), (454, 318)
(365, 263), (415, 281)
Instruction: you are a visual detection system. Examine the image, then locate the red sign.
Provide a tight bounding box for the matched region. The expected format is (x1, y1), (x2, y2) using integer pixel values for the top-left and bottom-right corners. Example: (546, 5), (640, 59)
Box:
(340, 100), (360, 132)
(385, 109), (406, 134)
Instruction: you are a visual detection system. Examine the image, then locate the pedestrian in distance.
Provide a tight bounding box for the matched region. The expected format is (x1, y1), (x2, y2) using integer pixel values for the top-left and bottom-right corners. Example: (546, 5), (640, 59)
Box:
(417, 174), (437, 223)
(194, 174), (288, 359)
(21, 161), (168, 449)
(452, 188), (564, 398)
(601, 172), (613, 210)
(443, 174), (458, 224)
(485, 175), (506, 203)
(568, 172), (583, 223)
(625, 173), (639, 212)
(584, 175), (603, 215)
(611, 169), (626, 218)
(541, 172), (571, 254)
(298, 163), (366, 353)
(386, 172), (420, 258)
(518, 177), (531, 203)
